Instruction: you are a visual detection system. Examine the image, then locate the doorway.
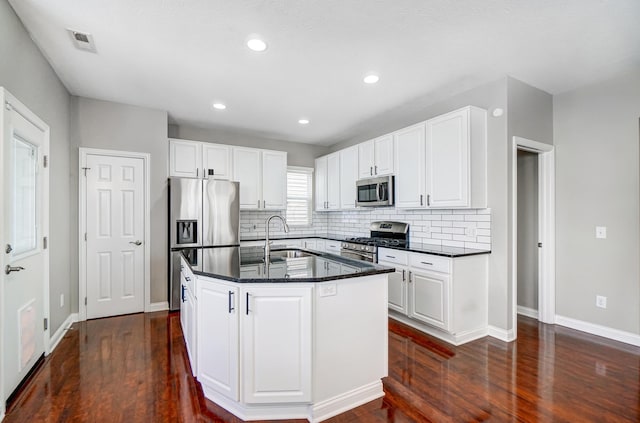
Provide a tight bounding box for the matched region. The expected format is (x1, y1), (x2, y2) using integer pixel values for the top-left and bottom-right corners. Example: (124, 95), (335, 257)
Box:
(511, 136), (555, 337)
(79, 148), (151, 321)
(0, 88), (51, 414)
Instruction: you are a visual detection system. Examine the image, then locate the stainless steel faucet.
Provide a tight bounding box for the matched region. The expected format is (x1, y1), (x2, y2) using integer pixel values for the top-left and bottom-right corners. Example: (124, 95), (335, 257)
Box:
(265, 215), (289, 259)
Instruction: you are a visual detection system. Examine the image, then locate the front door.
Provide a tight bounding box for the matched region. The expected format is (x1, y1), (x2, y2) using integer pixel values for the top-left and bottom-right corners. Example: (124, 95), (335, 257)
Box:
(1, 90), (49, 404)
(85, 153), (145, 319)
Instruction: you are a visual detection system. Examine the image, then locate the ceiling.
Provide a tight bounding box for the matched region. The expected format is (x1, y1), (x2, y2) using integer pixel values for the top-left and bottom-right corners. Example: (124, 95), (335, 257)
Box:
(9, 0), (640, 146)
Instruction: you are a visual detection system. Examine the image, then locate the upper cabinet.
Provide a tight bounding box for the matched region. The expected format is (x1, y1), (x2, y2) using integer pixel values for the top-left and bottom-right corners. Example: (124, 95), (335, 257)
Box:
(425, 106), (486, 209)
(339, 146), (358, 209)
(315, 153), (340, 211)
(315, 156), (328, 211)
(394, 123), (426, 209)
(358, 134), (394, 179)
(169, 138), (231, 180)
(233, 147), (287, 210)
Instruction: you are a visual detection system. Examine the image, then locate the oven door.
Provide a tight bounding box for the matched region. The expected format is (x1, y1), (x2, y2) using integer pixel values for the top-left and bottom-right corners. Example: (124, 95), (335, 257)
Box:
(340, 249), (375, 263)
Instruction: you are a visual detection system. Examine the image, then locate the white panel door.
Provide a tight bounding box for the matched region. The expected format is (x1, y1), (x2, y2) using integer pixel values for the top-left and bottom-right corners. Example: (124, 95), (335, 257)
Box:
(394, 123), (426, 208)
(169, 139), (201, 178)
(386, 267), (408, 314)
(198, 280), (239, 400)
(409, 271), (450, 331)
(426, 109), (470, 208)
(315, 156), (327, 211)
(261, 150), (287, 210)
(374, 134), (394, 176)
(202, 143), (232, 180)
(242, 286), (312, 404)
(2, 94), (49, 403)
(358, 140), (375, 179)
(326, 152), (340, 209)
(339, 146), (358, 209)
(86, 154), (145, 319)
(233, 147), (262, 209)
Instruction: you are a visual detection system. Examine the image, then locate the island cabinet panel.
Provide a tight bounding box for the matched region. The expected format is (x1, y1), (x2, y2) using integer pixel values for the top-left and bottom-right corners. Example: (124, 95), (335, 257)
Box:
(241, 286), (312, 404)
(197, 280), (239, 401)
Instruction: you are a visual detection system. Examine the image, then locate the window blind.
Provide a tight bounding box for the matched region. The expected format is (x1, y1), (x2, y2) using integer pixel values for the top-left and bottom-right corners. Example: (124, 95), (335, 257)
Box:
(286, 167), (313, 226)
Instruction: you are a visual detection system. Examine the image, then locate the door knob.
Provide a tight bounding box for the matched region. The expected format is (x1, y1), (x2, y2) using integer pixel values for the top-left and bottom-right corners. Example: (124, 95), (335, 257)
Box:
(129, 240), (143, 246)
(5, 265), (25, 275)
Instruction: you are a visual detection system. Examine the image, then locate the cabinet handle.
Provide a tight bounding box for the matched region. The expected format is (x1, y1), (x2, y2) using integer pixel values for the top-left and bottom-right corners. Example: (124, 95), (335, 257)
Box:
(385, 255), (396, 259)
(374, 165), (378, 175)
(228, 290), (234, 313)
(402, 269), (406, 282)
(181, 285), (186, 302)
(263, 200), (266, 208)
(370, 166), (373, 176)
(246, 292), (250, 315)
(408, 271), (412, 283)
(427, 194), (431, 206)
(420, 194), (423, 206)
(421, 261), (433, 266)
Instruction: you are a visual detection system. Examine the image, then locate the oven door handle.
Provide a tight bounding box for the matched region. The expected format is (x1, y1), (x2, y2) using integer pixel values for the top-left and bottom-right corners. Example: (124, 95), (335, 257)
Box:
(377, 183), (383, 202)
(341, 250), (374, 261)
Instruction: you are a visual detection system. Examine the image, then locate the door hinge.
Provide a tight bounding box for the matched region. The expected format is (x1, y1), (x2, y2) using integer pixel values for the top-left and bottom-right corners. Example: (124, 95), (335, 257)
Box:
(44, 318), (48, 331)
(43, 236), (48, 249)
(85, 297), (87, 306)
(43, 155), (48, 168)
(5, 101), (12, 111)
(538, 242), (543, 248)
(81, 167), (91, 176)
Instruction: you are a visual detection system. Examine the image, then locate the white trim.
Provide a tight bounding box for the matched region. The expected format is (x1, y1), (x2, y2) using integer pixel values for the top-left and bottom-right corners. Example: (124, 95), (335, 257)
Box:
(49, 313), (78, 352)
(389, 313), (488, 346)
(78, 148), (151, 321)
(517, 305), (539, 319)
(0, 87), (51, 410)
(488, 325), (516, 342)
(511, 136), (556, 342)
(146, 301), (169, 313)
(555, 315), (640, 347)
(310, 380), (384, 422)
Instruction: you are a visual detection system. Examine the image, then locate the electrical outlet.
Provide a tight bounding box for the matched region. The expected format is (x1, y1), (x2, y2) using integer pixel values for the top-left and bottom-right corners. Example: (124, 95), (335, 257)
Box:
(60, 294), (64, 308)
(596, 295), (607, 309)
(595, 226), (607, 239)
(319, 283), (337, 297)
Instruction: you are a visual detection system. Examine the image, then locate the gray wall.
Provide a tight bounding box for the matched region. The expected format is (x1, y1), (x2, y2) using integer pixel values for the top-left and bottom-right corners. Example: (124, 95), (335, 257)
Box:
(171, 124), (328, 168)
(554, 69), (640, 334)
(0, 1), (72, 334)
(517, 150), (539, 311)
(71, 97), (169, 304)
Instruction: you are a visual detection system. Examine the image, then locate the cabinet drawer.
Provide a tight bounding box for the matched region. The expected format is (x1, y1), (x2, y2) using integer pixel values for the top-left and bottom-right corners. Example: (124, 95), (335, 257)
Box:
(325, 240), (341, 253)
(377, 248), (408, 266)
(409, 253), (451, 274)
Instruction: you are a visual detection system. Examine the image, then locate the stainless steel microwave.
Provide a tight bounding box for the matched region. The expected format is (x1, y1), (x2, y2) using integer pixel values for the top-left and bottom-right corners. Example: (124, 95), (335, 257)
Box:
(356, 175), (394, 207)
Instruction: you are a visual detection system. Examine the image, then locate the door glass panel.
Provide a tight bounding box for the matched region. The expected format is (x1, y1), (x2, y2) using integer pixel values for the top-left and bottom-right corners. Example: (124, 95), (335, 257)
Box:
(12, 136), (38, 255)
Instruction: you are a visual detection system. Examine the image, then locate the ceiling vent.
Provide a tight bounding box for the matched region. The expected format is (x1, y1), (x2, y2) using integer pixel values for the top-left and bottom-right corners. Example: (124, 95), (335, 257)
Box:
(67, 29), (96, 53)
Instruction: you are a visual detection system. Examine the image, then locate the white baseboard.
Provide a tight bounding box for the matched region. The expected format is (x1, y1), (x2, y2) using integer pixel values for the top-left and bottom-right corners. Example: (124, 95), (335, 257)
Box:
(311, 380), (384, 423)
(49, 313), (78, 353)
(488, 325), (516, 342)
(389, 313), (487, 346)
(517, 305), (539, 319)
(146, 301), (169, 313)
(555, 315), (640, 347)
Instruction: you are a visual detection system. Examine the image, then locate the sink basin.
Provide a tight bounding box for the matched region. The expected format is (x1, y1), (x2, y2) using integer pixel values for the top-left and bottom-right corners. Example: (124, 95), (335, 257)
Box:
(269, 249), (318, 259)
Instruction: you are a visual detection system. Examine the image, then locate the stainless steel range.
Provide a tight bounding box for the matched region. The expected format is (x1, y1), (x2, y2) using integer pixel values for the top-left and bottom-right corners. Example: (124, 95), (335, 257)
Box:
(340, 221), (409, 262)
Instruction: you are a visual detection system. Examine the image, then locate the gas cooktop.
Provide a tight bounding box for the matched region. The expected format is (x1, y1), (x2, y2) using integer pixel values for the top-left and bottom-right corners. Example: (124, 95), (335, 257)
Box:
(345, 237), (407, 248)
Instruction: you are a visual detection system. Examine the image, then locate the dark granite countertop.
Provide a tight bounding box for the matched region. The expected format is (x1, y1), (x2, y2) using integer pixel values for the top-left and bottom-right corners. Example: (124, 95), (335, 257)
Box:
(239, 233), (349, 242)
(186, 246), (394, 283)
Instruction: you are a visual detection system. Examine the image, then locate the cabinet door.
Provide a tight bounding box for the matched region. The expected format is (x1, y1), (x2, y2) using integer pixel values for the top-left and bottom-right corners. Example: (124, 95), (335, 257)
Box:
(394, 123), (426, 208)
(170, 139), (201, 178)
(242, 286), (312, 404)
(233, 147), (262, 209)
(358, 140), (375, 179)
(327, 152), (341, 209)
(262, 150), (287, 210)
(374, 134), (394, 176)
(315, 239), (326, 252)
(302, 239), (316, 250)
(426, 108), (469, 208)
(383, 265), (408, 314)
(315, 156), (328, 211)
(198, 281), (239, 401)
(202, 143), (232, 180)
(339, 146), (358, 209)
(186, 288), (197, 376)
(409, 270), (450, 331)
(325, 240), (341, 254)
(180, 280), (188, 334)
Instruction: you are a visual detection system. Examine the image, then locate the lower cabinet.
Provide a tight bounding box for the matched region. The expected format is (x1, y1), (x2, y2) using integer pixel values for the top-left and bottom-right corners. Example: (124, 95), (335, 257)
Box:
(386, 268), (408, 314)
(409, 270), (450, 331)
(197, 279), (312, 404)
(180, 262), (197, 376)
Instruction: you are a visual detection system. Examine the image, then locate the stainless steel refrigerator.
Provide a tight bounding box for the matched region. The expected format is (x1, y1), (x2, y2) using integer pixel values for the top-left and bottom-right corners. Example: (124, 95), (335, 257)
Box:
(169, 178), (239, 310)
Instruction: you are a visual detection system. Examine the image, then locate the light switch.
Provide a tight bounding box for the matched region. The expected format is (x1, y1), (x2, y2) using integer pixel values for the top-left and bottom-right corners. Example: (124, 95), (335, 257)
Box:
(595, 226), (607, 239)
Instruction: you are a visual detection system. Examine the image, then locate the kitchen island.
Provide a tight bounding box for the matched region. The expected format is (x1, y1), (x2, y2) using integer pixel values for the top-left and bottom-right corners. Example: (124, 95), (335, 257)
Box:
(179, 246), (393, 422)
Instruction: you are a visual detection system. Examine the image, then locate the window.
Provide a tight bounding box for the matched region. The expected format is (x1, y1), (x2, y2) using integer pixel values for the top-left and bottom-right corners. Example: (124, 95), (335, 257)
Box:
(286, 167), (313, 226)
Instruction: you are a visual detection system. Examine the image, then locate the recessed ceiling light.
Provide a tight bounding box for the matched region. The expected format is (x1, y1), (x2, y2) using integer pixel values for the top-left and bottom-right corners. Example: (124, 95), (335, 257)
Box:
(247, 38), (268, 52)
(298, 119), (310, 125)
(363, 74), (380, 84)
(212, 103), (226, 110)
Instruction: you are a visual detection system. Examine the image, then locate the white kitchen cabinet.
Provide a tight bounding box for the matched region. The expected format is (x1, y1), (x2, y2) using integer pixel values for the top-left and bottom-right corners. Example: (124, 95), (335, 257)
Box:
(315, 156), (328, 211)
(358, 135), (394, 179)
(394, 123), (426, 208)
(409, 270), (450, 331)
(169, 138), (232, 180)
(315, 239), (326, 252)
(324, 240), (341, 254)
(241, 286), (312, 404)
(197, 280), (239, 401)
(327, 153), (341, 209)
(425, 106), (487, 208)
(378, 250), (409, 315)
(339, 146), (358, 209)
(233, 147), (287, 210)
(301, 238), (316, 250)
(179, 257), (197, 375)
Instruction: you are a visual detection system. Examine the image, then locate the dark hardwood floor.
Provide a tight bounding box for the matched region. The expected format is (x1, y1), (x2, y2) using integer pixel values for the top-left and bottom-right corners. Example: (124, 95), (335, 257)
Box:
(4, 312), (640, 422)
